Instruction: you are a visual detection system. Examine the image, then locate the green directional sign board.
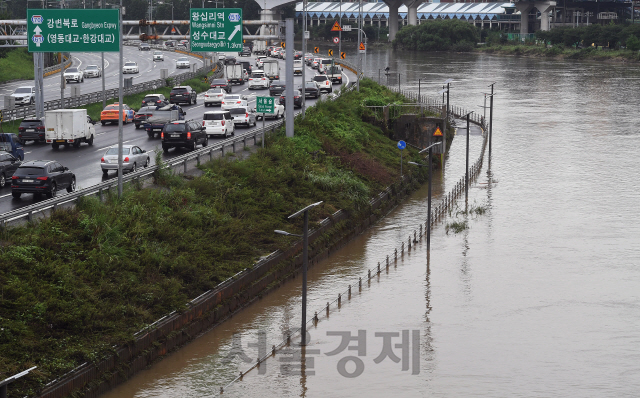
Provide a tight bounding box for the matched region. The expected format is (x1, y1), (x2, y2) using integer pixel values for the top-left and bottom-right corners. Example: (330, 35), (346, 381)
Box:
(27, 9), (120, 53)
(190, 8), (243, 52)
(256, 97), (275, 114)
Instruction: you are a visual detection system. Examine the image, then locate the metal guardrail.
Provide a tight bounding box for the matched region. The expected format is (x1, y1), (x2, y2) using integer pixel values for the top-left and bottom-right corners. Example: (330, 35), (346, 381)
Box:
(1, 46), (215, 121)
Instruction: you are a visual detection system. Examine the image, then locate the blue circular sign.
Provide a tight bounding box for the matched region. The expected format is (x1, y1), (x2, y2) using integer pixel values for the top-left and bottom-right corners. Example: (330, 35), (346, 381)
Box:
(397, 140), (406, 150)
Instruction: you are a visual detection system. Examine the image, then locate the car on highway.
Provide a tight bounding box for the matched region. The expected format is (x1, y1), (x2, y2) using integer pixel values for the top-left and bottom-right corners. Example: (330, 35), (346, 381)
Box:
(134, 106), (157, 129)
(0, 151), (22, 188)
(313, 74), (333, 93)
(164, 40), (175, 48)
(11, 160), (76, 199)
(11, 86), (35, 105)
(280, 90), (303, 108)
(304, 53), (314, 65)
(224, 55), (237, 65)
(238, 60), (252, 75)
(83, 65), (102, 78)
(176, 57), (190, 69)
(18, 118), (46, 143)
(142, 104), (185, 137)
(179, 39), (189, 47)
(238, 46), (251, 57)
(299, 81), (320, 99)
(138, 43), (150, 51)
(269, 80), (286, 97)
(256, 97), (284, 120)
(123, 61), (139, 74)
(248, 70), (269, 90)
(294, 51), (303, 60)
(161, 120), (209, 152)
(64, 67), (84, 83)
(293, 60), (303, 75)
(217, 53), (226, 62)
(169, 86), (197, 105)
(153, 51), (164, 61)
(312, 57), (322, 69)
(229, 107), (257, 128)
(203, 110), (235, 138)
(221, 94), (248, 110)
(318, 59), (333, 74)
(204, 88), (226, 107)
(0, 133), (24, 161)
(142, 94), (168, 107)
(210, 78), (232, 93)
(101, 145), (150, 176)
(100, 103), (135, 125)
(255, 56), (266, 68)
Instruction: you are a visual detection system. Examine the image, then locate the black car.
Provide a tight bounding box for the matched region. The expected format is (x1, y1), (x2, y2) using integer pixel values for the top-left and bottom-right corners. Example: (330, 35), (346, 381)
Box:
(18, 118), (46, 143)
(280, 90), (303, 108)
(11, 160), (76, 199)
(210, 78), (232, 94)
(269, 80), (286, 96)
(299, 81), (319, 99)
(141, 94), (168, 108)
(169, 86), (197, 105)
(238, 60), (252, 75)
(161, 120), (208, 152)
(224, 55), (237, 65)
(0, 152), (22, 188)
(134, 106), (157, 129)
(238, 47), (251, 57)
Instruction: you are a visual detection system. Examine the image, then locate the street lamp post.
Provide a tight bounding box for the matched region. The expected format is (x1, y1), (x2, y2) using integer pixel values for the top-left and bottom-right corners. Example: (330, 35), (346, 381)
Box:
(488, 82), (495, 160)
(463, 111), (473, 202)
(409, 142), (440, 252)
(274, 201), (323, 346)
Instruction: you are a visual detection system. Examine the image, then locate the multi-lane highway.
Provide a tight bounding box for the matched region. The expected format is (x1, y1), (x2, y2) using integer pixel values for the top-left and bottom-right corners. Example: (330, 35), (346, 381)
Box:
(0, 53), (354, 215)
(0, 47), (203, 108)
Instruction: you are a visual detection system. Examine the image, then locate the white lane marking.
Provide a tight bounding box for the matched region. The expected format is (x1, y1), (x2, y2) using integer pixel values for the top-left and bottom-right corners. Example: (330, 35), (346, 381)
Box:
(97, 139), (134, 152)
(0, 193), (11, 198)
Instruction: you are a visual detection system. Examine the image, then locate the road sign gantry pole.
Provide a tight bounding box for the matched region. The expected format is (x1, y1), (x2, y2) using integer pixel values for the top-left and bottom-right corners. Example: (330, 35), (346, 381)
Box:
(117, 0), (124, 197)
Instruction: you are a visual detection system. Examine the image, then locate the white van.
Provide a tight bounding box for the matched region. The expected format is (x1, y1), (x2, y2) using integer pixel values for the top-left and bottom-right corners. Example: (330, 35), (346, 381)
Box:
(293, 60), (303, 76)
(318, 59), (333, 74)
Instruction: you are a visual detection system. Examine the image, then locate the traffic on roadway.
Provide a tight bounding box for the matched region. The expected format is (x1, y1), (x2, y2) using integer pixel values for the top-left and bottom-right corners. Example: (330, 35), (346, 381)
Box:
(0, 46), (203, 109)
(0, 47), (353, 216)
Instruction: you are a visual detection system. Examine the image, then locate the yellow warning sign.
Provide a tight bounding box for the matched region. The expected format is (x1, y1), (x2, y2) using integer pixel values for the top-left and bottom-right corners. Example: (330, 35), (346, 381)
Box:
(281, 42), (285, 48)
(359, 42), (365, 51)
(314, 47), (319, 53)
(340, 51), (346, 59)
(433, 127), (443, 137)
(331, 21), (342, 31)
(328, 49), (333, 56)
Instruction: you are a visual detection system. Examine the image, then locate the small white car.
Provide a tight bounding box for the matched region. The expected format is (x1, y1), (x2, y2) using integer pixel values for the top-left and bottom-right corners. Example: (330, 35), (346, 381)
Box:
(256, 97), (284, 120)
(230, 107), (257, 127)
(11, 86), (35, 105)
(123, 61), (139, 74)
(255, 56), (266, 68)
(204, 88), (226, 107)
(64, 67), (84, 83)
(83, 65), (101, 78)
(221, 94), (248, 110)
(153, 51), (164, 61)
(248, 70), (270, 89)
(203, 110), (235, 138)
(312, 57), (322, 69)
(176, 57), (190, 69)
(312, 75), (333, 93)
(293, 60), (303, 76)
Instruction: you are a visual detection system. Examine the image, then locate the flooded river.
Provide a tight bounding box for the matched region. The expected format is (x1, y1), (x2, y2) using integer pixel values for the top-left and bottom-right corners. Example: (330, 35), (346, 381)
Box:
(102, 49), (640, 397)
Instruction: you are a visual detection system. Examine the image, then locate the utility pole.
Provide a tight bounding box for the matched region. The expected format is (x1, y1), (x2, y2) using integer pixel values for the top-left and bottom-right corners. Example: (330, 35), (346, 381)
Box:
(357, 0), (362, 91)
(117, 0), (124, 197)
(102, 0), (106, 109)
(285, 18), (294, 137)
(301, 0), (307, 116)
(488, 82), (495, 160)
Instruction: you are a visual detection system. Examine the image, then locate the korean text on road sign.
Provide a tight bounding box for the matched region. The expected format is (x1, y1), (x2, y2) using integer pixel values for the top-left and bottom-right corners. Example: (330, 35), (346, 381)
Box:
(190, 8), (243, 52)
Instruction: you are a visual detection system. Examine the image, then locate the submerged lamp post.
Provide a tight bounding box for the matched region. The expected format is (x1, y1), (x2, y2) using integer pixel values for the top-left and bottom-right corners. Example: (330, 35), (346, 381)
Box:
(274, 200), (323, 346)
(488, 82), (496, 160)
(438, 78), (453, 148)
(409, 142), (440, 252)
(463, 111), (473, 202)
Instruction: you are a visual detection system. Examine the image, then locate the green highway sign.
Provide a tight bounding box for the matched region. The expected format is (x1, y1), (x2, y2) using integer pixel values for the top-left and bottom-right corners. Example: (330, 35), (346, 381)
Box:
(256, 96), (274, 114)
(27, 9), (120, 53)
(190, 8), (243, 52)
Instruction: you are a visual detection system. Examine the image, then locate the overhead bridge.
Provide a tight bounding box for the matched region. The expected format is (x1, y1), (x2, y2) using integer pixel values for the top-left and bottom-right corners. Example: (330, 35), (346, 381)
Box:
(0, 19), (283, 47)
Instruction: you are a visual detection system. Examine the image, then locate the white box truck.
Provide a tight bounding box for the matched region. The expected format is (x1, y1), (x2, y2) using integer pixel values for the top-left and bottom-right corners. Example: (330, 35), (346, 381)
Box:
(45, 109), (96, 149)
(262, 59), (280, 80)
(225, 63), (244, 85)
(253, 40), (267, 55)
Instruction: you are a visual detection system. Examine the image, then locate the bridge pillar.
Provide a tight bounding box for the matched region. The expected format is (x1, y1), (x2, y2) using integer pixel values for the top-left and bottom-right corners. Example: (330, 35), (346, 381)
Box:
(385, 0), (404, 42)
(259, 9), (278, 38)
(515, 2), (534, 35)
(405, 0), (423, 26)
(536, 1), (556, 31)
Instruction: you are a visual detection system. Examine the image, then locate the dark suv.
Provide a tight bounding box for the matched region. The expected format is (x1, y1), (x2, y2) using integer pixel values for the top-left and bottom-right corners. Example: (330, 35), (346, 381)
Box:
(142, 94), (168, 107)
(18, 118), (46, 143)
(0, 152), (22, 187)
(11, 160), (76, 199)
(161, 120), (208, 152)
(210, 78), (232, 93)
(269, 80), (286, 96)
(169, 86), (197, 105)
(238, 47), (251, 57)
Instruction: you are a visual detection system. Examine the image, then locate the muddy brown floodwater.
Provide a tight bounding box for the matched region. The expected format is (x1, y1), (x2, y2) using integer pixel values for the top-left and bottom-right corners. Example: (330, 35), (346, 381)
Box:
(101, 49), (640, 397)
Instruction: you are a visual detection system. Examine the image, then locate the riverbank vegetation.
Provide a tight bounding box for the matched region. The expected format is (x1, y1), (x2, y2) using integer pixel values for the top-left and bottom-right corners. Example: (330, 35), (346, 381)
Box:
(0, 48), (34, 84)
(0, 79), (435, 397)
(393, 19), (640, 62)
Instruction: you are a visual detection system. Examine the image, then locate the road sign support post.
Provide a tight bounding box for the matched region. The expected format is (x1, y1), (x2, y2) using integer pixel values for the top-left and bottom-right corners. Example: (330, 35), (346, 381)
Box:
(302, 0), (307, 117)
(59, 53), (64, 109)
(34, 52), (44, 118)
(102, 52), (106, 109)
(118, 0), (123, 198)
(285, 18), (294, 138)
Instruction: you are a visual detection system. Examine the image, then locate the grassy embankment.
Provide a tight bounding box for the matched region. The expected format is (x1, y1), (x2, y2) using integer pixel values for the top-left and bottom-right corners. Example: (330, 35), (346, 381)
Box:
(0, 79), (437, 397)
(0, 48), (34, 84)
(0, 71), (214, 134)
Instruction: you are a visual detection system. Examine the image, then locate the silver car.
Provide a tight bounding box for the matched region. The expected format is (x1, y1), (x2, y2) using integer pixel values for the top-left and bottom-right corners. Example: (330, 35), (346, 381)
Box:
(229, 107), (257, 127)
(83, 65), (102, 78)
(101, 145), (150, 176)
